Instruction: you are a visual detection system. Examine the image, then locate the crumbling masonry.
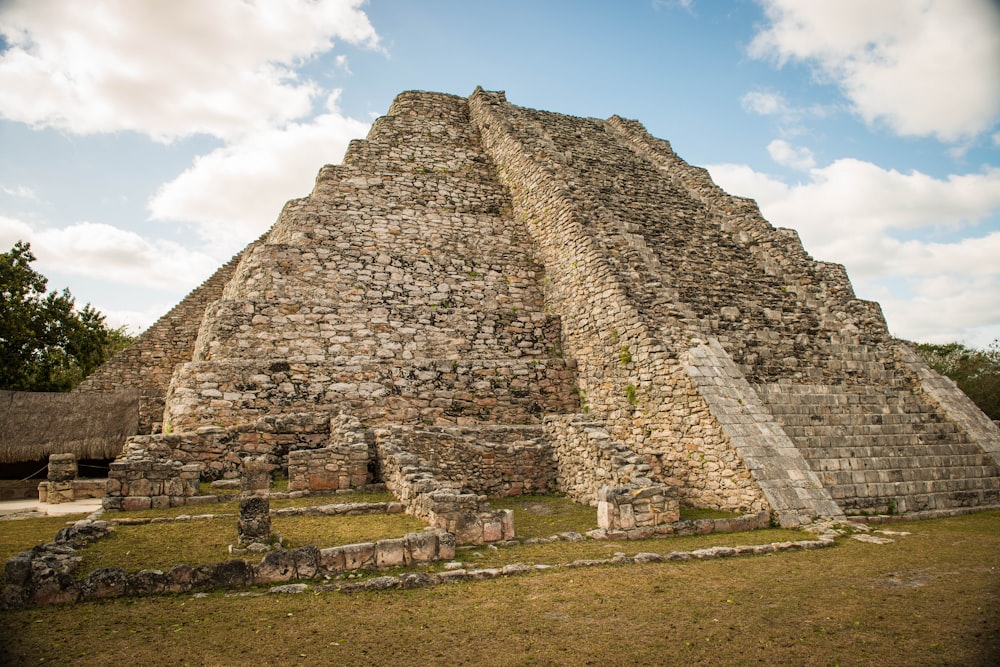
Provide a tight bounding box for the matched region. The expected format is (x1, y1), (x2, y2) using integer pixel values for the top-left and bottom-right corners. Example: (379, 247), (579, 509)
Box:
(82, 88), (1000, 538)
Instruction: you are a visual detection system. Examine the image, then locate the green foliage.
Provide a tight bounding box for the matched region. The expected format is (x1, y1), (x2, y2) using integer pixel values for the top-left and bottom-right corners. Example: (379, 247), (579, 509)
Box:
(0, 241), (134, 391)
(624, 383), (638, 406)
(619, 345), (632, 365)
(914, 339), (1000, 420)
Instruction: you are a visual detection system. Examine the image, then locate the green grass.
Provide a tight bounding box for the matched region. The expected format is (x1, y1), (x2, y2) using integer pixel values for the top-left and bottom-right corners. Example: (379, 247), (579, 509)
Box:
(490, 494), (597, 538)
(2, 510), (997, 666)
(278, 513), (429, 550)
(679, 506), (742, 520)
(77, 518), (238, 574)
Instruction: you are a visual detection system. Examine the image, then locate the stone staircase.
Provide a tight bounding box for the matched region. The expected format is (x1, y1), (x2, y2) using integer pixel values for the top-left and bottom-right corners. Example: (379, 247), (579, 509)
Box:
(757, 383), (1000, 514)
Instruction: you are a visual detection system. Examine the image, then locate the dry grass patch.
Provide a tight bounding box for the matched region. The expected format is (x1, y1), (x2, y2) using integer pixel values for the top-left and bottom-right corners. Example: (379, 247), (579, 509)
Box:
(108, 489), (396, 521)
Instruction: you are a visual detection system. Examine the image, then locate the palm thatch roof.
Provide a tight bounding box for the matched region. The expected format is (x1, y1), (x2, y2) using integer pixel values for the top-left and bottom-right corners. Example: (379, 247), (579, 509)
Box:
(0, 390), (139, 463)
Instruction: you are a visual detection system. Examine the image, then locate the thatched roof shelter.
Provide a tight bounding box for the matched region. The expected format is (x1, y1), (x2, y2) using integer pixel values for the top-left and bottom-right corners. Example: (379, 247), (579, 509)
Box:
(0, 390), (139, 463)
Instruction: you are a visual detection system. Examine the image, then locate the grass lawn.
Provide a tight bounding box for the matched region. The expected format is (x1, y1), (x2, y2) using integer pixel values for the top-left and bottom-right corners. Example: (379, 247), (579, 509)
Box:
(0, 501), (1000, 665)
(1, 510), (997, 665)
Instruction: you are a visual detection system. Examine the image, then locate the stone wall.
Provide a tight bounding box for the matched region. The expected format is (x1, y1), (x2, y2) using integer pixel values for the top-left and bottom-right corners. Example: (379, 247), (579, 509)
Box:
(194, 301), (562, 363)
(287, 413), (373, 491)
(375, 426), (516, 543)
(545, 414), (679, 530)
(103, 412), (336, 510)
(2, 519), (453, 609)
(545, 414), (655, 505)
(378, 424), (555, 497)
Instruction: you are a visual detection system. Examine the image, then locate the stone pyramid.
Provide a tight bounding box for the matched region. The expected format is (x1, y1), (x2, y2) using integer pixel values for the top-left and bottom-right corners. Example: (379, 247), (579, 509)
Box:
(85, 88), (1000, 539)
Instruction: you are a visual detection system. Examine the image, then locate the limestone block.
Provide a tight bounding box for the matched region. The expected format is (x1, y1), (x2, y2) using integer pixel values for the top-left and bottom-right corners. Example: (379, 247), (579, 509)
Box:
(293, 546), (320, 579)
(121, 496), (151, 512)
(319, 546), (346, 573)
(341, 542), (376, 571)
(375, 538), (406, 568)
(403, 532), (438, 563)
(80, 567), (127, 600)
(254, 550), (296, 584)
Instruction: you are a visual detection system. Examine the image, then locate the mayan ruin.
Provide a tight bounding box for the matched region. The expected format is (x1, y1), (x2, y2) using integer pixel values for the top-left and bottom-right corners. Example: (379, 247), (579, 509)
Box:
(26, 86), (985, 544)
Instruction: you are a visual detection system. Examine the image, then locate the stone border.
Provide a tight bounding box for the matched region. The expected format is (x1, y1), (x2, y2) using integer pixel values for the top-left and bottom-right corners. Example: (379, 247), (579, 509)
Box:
(230, 531), (839, 597)
(848, 504), (1000, 525)
(2, 505), (784, 609)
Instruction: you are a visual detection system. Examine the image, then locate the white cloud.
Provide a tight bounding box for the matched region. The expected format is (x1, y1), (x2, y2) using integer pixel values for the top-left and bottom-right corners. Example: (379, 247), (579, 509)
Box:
(0, 216), (218, 292)
(1, 184), (39, 200)
(0, 0), (379, 142)
(767, 139), (815, 170)
(706, 159), (1000, 345)
(741, 91), (789, 116)
(148, 93), (370, 253)
(750, 0), (1000, 142)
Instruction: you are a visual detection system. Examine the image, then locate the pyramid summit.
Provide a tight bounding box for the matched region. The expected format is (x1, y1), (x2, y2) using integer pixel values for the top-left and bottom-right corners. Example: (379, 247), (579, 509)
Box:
(77, 87), (1000, 538)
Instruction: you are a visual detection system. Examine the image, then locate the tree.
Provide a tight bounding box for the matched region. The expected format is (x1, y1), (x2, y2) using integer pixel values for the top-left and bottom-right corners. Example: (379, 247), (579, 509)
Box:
(0, 241), (134, 391)
(914, 340), (1000, 421)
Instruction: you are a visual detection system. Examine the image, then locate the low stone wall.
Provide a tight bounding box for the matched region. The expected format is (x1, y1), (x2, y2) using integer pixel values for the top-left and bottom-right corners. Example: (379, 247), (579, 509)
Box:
(375, 427), (515, 543)
(0, 480), (40, 501)
(597, 485), (678, 531)
(104, 451), (200, 512)
(288, 445), (369, 491)
(37, 479), (106, 503)
(103, 412), (374, 510)
(379, 424), (555, 497)
(1, 517), (454, 609)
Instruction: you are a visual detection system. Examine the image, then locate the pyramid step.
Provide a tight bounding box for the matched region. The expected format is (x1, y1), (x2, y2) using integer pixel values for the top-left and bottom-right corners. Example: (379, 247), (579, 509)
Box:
(777, 413), (959, 430)
(195, 301), (563, 363)
(787, 432), (968, 450)
(797, 444), (987, 461)
(835, 487), (1000, 514)
(223, 242), (545, 309)
(815, 465), (1000, 487)
(165, 357), (578, 432)
(308, 166), (511, 215)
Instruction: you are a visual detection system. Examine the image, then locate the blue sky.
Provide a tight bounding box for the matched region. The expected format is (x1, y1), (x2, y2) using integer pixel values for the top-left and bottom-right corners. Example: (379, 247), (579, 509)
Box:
(1, 0), (998, 347)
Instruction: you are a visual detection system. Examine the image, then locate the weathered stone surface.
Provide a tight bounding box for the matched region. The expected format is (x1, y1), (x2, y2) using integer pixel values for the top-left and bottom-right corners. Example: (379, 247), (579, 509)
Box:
(341, 543), (376, 571)
(80, 568), (127, 599)
(254, 549), (296, 584)
(293, 546), (320, 579)
(207, 560), (253, 590)
(238, 494), (271, 545)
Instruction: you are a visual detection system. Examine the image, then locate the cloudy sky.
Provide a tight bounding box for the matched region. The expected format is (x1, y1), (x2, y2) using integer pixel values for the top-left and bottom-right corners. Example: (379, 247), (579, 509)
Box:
(1, 0), (998, 348)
